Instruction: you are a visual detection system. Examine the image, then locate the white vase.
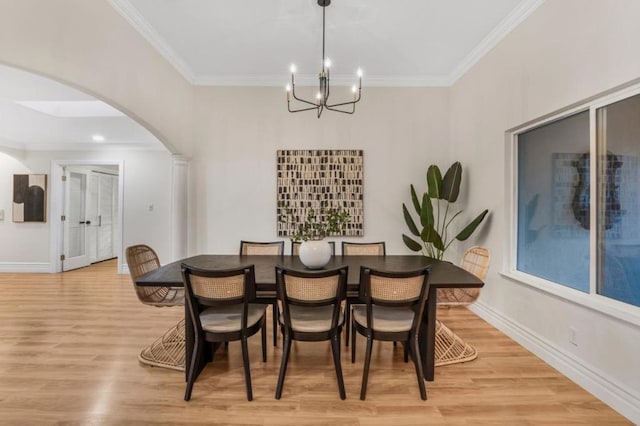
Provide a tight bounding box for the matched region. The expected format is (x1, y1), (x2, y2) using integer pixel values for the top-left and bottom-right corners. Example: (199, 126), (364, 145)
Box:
(298, 240), (332, 269)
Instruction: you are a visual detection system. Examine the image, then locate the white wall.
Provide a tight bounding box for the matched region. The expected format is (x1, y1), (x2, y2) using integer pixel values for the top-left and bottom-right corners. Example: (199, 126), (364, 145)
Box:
(0, 149), (174, 269)
(190, 86), (452, 255)
(450, 0), (640, 421)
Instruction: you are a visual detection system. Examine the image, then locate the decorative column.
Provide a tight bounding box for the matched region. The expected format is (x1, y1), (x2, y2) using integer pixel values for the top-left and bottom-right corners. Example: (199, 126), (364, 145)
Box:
(171, 154), (189, 261)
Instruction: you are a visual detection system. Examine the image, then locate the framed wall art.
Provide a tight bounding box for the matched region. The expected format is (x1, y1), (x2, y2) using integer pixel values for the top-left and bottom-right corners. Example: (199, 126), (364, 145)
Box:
(13, 174), (47, 222)
(277, 149), (363, 237)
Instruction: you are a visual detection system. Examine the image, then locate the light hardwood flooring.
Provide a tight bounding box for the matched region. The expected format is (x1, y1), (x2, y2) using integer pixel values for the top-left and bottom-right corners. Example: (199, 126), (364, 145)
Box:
(0, 260), (630, 425)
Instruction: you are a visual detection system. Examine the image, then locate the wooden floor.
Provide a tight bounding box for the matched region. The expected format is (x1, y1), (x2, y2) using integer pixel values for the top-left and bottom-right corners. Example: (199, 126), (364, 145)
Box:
(0, 260), (630, 425)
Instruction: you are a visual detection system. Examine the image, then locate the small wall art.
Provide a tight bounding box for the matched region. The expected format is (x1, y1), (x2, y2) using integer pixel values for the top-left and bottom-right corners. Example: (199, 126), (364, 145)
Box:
(277, 149), (364, 237)
(13, 174), (47, 222)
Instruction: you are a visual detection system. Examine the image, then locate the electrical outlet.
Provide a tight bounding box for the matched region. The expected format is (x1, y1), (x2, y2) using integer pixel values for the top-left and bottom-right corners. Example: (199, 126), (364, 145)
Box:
(569, 327), (578, 346)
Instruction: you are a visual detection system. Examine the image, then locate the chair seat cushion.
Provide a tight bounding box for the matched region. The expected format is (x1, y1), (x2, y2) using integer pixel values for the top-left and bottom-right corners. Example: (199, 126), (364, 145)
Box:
(200, 304), (267, 333)
(280, 305), (343, 333)
(352, 305), (414, 332)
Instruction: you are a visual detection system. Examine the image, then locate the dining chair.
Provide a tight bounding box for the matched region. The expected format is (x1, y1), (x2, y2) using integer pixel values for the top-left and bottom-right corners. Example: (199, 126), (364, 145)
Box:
(239, 240), (284, 346)
(434, 246), (490, 367)
(341, 241), (386, 256)
(275, 266), (348, 400)
(291, 240), (336, 256)
(181, 264), (268, 401)
(437, 246), (490, 305)
(351, 266), (431, 400)
(239, 240), (285, 256)
(341, 241), (386, 347)
(126, 244), (185, 371)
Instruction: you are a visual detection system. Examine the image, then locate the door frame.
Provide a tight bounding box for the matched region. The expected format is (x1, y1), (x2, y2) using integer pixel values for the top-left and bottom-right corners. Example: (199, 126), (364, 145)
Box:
(50, 159), (125, 273)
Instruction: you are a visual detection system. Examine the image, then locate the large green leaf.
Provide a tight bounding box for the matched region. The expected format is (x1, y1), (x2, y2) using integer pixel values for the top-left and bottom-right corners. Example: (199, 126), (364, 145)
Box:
(441, 162), (463, 202)
(410, 184), (421, 215)
(421, 225), (445, 251)
(403, 234), (423, 252)
(420, 193), (434, 228)
(455, 209), (489, 241)
(403, 204), (420, 237)
(426, 165), (442, 199)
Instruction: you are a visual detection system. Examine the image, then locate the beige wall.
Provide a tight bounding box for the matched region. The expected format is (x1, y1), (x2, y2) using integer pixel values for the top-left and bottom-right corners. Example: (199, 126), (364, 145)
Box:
(450, 0), (640, 419)
(0, 0), (195, 154)
(190, 86), (452, 254)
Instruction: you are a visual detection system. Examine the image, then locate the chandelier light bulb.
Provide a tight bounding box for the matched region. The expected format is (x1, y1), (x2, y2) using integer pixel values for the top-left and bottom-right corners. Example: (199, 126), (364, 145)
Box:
(286, 84), (292, 92)
(351, 85), (357, 93)
(324, 57), (332, 68)
(290, 64), (297, 74)
(316, 92), (322, 100)
(357, 68), (363, 78)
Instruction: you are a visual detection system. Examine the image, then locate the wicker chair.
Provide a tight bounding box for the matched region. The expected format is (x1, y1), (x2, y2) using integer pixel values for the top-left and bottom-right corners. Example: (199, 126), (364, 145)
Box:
(125, 244), (185, 371)
(275, 266), (348, 400)
(182, 264), (268, 401)
(342, 241), (386, 347)
(239, 240), (284, 347)
(240, 240), (285, 256)
(351, 266), (431, 400)
(341, 241), (386, 256)
(291, 240), (336, 256)
(434, 246), (490, 367)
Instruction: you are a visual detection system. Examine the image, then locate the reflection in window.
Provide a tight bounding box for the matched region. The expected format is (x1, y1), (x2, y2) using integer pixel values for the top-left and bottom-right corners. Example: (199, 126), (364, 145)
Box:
(597, 94), (640, 307)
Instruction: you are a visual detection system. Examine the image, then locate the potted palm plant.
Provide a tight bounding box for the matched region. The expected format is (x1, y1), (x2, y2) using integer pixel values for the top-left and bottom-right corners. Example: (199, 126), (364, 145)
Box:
(280, 206), (349, 269)
(402, 162), (489, 260)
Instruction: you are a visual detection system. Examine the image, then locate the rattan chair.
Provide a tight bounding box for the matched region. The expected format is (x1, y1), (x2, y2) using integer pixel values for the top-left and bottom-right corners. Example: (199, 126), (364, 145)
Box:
(239, 240), (284, 346)
(291, 240), (336, 256)
(341, 241), (386, 256)
(275, 266), (348, 400)
(351, 266), (431, 400)
(342, 241), (386, 347)
(437, 246), (490, 306)
(182, 264), (268, 401)
(126, 244), (185, 371)
(240, 240), (285, 256)
(434, 246), (490, 367)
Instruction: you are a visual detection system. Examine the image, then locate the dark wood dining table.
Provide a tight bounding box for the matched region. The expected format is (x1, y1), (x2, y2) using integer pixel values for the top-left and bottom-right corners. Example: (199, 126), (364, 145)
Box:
(136, 254), (483, 382)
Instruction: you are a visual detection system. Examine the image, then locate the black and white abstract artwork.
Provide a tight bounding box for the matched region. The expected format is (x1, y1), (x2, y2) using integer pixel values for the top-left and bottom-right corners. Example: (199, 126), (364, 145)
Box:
(277, 149), (364, 237)
(13, 174), (47, 222)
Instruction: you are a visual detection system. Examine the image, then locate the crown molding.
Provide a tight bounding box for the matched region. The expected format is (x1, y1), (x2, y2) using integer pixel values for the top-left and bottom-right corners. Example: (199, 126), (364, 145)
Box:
(448, 0), (545, 85)
(109, 0), (543, 88)
(107, 0), (197, 84)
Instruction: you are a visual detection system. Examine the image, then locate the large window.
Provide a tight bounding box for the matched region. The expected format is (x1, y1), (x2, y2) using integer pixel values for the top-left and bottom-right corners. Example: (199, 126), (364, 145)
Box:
(512, 87), (640, 311)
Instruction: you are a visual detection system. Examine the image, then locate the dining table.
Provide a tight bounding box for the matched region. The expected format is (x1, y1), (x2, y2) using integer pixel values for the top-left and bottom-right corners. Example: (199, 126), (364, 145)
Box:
(135, 254), (483, 382)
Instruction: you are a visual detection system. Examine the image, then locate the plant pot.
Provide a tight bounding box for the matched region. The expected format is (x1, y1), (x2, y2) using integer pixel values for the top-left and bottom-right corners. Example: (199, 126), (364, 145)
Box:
(298, 240), (332, 269)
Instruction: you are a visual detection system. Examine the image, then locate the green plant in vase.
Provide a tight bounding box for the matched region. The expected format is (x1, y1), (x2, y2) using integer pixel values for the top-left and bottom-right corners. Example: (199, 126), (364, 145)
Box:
(402, 161), (489, 260)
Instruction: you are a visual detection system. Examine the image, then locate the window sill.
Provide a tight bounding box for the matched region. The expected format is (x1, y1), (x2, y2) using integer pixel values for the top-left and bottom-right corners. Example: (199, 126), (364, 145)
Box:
(500, 270), (640, 328)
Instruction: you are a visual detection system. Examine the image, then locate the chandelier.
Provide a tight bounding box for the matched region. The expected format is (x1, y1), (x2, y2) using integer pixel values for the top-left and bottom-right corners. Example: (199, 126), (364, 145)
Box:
(286, 0), (363, 118)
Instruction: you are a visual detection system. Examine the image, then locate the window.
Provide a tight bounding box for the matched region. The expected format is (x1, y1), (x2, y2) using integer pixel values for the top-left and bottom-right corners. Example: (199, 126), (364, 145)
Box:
(510, 86), (640, 313)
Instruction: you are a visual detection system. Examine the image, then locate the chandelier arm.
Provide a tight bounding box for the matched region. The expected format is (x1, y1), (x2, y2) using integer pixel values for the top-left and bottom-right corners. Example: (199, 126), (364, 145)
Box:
(291, 90), (320, 107)
(288, 103), (321, 113)
(325, 104), (355, 114)
(326, 98), (360, 108)
(317, 105), (324, 118)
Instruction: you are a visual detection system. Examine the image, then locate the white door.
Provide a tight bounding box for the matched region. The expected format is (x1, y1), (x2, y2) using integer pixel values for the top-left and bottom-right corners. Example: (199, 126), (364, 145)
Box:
(96, 173), (116, 261)
(62, 168), (92, 271)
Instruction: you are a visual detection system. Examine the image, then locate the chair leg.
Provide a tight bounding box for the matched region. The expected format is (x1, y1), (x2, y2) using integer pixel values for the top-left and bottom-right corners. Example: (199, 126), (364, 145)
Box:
(275, 332), (292, 400)
(360, 336), (373, 401)
(272, 301), (278, 347)
(240, 336), (253, 401)
(184, 336), (201, 401)
(345, 301), (350, 346)
(261, 318), (267, 362)
(403, 341), (409, 363)
(411, 336), (427, 401)
(351, 321), (357, 363)
(330, 334), (346, 400)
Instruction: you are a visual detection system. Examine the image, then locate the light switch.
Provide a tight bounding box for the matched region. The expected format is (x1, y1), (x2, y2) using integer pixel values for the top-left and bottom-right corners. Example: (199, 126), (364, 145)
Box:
(0, 209), (4, 221)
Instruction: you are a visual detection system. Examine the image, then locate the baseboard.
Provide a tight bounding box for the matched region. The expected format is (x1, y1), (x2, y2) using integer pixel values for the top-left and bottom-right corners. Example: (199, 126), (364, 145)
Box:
(0, 262), (51, 273)
(469, 301), (640, 424)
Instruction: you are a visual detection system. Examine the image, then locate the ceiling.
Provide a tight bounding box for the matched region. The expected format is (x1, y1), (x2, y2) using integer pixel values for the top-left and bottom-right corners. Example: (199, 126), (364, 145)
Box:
(1, 1), (542, 152)
(110, 0), (542, 86)
(0, 65), (164, 151)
